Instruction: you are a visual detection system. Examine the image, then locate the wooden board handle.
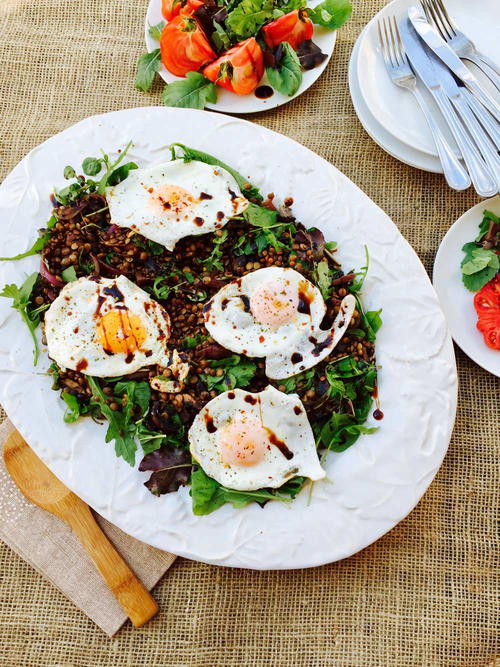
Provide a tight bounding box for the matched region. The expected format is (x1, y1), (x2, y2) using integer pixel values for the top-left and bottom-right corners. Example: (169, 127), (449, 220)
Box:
(66, 502), (159, 627)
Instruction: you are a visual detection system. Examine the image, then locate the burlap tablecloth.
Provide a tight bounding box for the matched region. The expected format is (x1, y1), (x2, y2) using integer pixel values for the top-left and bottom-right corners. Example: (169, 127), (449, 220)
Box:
(0, 0), (498, 665)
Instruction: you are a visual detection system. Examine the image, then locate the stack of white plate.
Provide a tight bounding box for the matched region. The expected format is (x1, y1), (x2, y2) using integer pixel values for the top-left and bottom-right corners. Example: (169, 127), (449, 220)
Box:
(349, 0), (499, 173)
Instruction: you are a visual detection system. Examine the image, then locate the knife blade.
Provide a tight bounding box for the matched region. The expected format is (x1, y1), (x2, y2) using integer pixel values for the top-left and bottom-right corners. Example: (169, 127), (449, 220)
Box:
(399, 17), (498, 196)
(408, 5), (500, 123)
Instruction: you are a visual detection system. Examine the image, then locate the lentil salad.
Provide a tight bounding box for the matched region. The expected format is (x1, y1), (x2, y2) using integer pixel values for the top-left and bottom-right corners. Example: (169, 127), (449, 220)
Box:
(0, 144), (382, 514)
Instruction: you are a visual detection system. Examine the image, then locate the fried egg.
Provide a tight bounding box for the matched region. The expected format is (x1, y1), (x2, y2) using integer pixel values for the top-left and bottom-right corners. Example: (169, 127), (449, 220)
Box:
(45, 275), (183, 378)
(105, 160), (249, 251)
(203, 267), (356, 380)
(188, 385), (325, 491)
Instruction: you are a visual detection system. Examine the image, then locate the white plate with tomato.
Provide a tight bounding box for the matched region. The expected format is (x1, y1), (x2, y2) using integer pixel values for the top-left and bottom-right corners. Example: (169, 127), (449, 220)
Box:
(141, 0), (351, 112)
(433, 197), (500, 377)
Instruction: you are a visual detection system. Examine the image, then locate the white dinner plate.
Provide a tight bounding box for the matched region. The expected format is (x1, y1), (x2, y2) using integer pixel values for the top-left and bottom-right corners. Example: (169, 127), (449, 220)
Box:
(145, 0), (336, 113)
(356, 0), (500, 157)
(433, 195), (500, 377)
(0, 108), (457, 569)
(349, 21), (443, 172)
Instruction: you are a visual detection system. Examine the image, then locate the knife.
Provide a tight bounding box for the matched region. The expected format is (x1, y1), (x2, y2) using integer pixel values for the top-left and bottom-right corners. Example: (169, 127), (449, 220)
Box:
(439, 76), (500, 188)
(408, 5), (500, 124)
(399, 18), (498, 197)
(461, 89), (500, 151)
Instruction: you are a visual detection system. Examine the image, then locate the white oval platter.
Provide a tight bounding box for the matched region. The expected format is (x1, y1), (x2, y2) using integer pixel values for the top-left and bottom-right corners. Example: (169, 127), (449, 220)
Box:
(0, 108), (457, 569)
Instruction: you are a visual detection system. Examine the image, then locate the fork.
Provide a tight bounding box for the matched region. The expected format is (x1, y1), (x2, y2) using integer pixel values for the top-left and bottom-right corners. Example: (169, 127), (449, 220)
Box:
(378, 16), (470, 190)
(422, 0), (500, 90)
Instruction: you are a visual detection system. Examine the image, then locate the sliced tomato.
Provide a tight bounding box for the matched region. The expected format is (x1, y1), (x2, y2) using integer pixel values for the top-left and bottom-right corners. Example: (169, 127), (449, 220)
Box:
(160, 16), (216, 78)
(262, 9), (314, 50)
(474, 274), (500, 350)
(203, 38), (264, 95)
(161, 0), (205, 21)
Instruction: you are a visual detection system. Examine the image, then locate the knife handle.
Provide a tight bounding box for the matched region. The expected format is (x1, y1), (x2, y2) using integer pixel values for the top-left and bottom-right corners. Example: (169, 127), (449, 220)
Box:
(462, 89), (500, 151)
(464, 54), (500, 90)
(433, 89), (497, 197)
(464, 78), (500, 124)
(411, 87), (470, 190)
(451, 95), (500, 191)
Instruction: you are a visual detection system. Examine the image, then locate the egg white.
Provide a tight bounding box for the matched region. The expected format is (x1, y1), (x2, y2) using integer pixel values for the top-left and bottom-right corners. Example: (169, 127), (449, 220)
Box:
(105, 160), (249, 251)
(204, 267), (356, 379)
(188, 385), (325, 491)
(45, 275), (172, 377)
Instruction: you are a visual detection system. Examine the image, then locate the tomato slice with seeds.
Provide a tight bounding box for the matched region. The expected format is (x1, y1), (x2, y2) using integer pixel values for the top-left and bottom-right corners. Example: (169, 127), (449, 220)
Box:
(203, 38), (264, 95)
(474, 275), (500, 350)
(261, 9), (314, 50)
(160, 15), (216, 78)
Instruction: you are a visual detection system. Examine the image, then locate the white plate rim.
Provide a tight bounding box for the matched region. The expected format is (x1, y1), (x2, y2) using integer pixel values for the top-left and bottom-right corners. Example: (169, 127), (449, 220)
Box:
(0, 107), (457, 569)
(144, 0), (336, 114)
(433, 195), (500, 377)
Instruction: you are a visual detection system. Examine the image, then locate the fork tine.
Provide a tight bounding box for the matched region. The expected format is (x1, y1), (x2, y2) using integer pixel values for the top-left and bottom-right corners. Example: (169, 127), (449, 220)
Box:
(393, 18), (409, 67)
(378, 18), (392, 69)
(435, 0), (457, 34)
(421, 0), (433, 25)
(377, 19), (388, 65)
(385, 16), (398, 67)
(423, 0), (449, 41)
(389, 16), (401, 66)
(429, 0), (455, 40)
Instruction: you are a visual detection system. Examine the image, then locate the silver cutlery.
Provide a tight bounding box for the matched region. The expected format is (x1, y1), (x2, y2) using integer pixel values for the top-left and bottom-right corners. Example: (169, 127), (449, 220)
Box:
(429, 59), (500, 190)
(378, 16), (470, 191)
(399, 17), (497, 197)
(462, 89), (500, 150)
(422, 0), (500, 90)
(408, 5), (500, 123)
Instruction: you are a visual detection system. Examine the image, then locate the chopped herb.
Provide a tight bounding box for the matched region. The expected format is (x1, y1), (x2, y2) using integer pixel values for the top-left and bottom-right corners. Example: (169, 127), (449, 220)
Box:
(296, 39), (328, 70)
(82, 157), (102, 176)
(190, 466), (292, 515)
(461, 242), (499, 292)
(0, 231), (51, 261)
(279, 368), (315, 393)
(349, 246), (369, 293)
(202, 354), (257, 392)
(135, 49), (161, 92)
(86, 377), (153, 466)
(308, 0), (352, 29)
(49, 361), (60, 390)
(475, 210), (499, 242)
(243, 203), (278, 227)
(61, 266), (77, 283)
(181, 333), (209, 350)
(314, 413), (377, 452)
(314, 259), (334, 299)
(266, 42), (302, 97)
(61, 392), (81, 423)
(200, 229), (228, 272)
(226, 0), (275, 38)
(170, 143), (262, 201)
(63, 166), (76, 180)
(212, 21), (232, 52)
(148, 21), (165, 40)
(162, 72), (217, 110)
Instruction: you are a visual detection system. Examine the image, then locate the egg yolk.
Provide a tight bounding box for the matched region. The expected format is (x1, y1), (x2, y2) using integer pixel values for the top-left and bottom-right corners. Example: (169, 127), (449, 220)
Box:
(96, 311), (148, 355)
(219, 415), (269, 467)
(149, 184), (195, 218)
(249, 279), (299, 327)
